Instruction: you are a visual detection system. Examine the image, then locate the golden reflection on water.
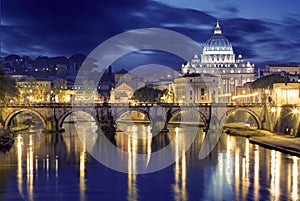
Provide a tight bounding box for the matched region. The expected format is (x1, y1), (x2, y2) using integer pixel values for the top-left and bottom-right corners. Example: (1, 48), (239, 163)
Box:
(5, 123), (300, 201)
(292, 156), (298, 200)
(17, 134), (23, 199)
(254, 145), (259, 201)
(127, 127), (137, 201)
(226, 135), (232, 185)
(241, 138), (250, 198)
(79, 142), (86, 201)
(234, 148), (240, 198)
(270, 150), (281, 201)
(146, 126), (152, 166)
(173, 127), (187, 201)
(27, 135), (34, 201)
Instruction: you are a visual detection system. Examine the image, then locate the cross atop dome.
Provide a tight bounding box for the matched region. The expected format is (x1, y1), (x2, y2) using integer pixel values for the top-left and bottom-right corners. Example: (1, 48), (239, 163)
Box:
(214, 20), (222, 35)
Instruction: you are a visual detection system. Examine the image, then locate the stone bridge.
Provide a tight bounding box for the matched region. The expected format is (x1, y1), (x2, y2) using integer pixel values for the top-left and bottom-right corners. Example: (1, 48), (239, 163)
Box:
(0, 102), (279, 133)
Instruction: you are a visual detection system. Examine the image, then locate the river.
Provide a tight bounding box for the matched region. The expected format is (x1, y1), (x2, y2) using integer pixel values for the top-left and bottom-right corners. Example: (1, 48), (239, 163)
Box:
(0, 122), (299, 201)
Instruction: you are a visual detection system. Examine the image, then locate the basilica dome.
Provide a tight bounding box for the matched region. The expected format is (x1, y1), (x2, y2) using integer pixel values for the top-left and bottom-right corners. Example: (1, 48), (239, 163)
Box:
(203, 21), (233, 54)
(203, 34), (233, 52)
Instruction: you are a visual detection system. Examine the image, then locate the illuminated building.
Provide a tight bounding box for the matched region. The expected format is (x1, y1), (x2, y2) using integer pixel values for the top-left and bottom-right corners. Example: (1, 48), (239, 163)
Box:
(17, 80), (51, 103)
(172, 73), (219, 103)
(181, 21), (255, 102)
(110, 82), (134, 103)
(272, 83), (300, 105)
(265, 64), (300, 75)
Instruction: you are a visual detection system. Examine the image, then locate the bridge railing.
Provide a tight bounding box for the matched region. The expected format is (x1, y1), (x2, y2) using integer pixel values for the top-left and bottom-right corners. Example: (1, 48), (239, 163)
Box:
(2, 102), (292, 108)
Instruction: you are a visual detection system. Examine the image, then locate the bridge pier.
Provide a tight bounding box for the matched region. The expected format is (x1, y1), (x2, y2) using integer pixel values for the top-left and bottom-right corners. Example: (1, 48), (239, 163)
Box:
(151, 118), (169, 134)
(43, 117), (64, 134)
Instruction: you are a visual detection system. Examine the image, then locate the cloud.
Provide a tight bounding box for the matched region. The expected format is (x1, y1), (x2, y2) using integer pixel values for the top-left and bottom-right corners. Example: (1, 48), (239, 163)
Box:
(1, 0), (300, 67)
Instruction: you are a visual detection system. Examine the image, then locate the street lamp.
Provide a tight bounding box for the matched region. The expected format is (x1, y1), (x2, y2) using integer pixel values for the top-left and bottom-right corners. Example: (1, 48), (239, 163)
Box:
(285, 83), (288, 105)
(271, 107), (276, 113)
(292, 108), (299, 115)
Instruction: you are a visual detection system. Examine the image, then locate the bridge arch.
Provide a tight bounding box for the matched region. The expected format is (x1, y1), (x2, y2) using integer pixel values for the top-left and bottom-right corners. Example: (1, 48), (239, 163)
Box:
(4, 109), (47, 130)
(58, 109), (98, 130)
(114, 108), (151, 121)
(220, 108), (262, 129)
(170, 108), (208, 128)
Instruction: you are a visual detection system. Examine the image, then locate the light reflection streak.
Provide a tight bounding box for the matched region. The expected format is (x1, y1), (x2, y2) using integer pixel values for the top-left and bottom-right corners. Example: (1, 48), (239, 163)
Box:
(287, 157), (292, 200)
(35, 156), (38, 177)
(27, 135), (34, 201)
(234, 149), (240, 198)
(46, 155), (49, 179)
(216, 154), (224, 200)
(174, 128), (180, 201)
(270, 150), (281, 201)
(226, 135), (232, 185)
(181, 151), (187, 201)
(242, 139), (250, 198)
(79, 145), (86, 201)
(127, 128), (137, 201)
(173, 127), (187, 201)
(146, 126), (152, 165)
(17, 134), (24, 199)
(55, 155), (58, 178)
(292, 156), (298, 200)
(254, 145), (259, 201)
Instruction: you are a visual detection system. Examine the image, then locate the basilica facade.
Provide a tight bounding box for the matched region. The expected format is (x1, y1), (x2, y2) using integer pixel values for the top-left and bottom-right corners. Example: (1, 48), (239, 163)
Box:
(180, 21), (255, 102)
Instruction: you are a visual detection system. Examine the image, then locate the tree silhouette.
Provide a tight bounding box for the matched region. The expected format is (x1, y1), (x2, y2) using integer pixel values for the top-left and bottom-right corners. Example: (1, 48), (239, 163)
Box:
(252, 74), (289, 89)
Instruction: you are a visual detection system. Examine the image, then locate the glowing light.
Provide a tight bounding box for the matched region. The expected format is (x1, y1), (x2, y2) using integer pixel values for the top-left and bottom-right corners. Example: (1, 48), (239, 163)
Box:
(218, 93), (232, 97)
(292, 108), (299, 114)
(271, 108), (276, 113)
(232, 92), (258, 99)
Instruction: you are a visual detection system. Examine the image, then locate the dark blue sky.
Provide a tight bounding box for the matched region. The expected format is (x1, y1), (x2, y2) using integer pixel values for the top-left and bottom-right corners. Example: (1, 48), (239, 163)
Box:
(1, 0), (300, 69)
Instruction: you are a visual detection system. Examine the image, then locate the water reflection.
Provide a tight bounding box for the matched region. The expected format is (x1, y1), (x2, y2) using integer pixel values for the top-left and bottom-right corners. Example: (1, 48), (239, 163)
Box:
(17, 134), (23, 199)
(79, 146), (86, 201)
(270, 150), (281, 200)
(27, 135), (34, 201)
(292, 156), (299, 200)
(0, 123), (300, 200)
(173, 127), (187, 201)
(127, 133), (137, 201)
(254, 145), (259, 201)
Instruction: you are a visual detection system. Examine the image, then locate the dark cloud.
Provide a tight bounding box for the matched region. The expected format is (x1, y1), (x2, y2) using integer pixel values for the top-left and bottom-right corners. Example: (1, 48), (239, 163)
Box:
(1, 0), (300, 68)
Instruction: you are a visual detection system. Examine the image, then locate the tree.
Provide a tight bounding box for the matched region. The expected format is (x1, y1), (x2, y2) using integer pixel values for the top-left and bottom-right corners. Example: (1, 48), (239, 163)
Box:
(133, 86), (167, 103)
(252, 74), (290, 89)
(82, 79), (95, 101)
(0, 71), (19, 104)
(0, 70), (19, 128)
(53, 79), (68, 102)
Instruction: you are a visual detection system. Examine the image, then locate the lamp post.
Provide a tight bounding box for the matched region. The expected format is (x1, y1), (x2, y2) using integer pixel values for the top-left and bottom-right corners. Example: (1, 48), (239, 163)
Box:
(274, 88), (280, 105)
(285, 83), (288, 104)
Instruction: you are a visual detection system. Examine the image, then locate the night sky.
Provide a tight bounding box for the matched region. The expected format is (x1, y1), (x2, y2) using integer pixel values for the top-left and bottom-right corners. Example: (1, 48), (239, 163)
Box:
(1, 0), (300, 69)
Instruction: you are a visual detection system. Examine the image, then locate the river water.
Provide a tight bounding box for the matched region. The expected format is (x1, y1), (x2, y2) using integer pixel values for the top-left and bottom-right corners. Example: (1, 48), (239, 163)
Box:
(0, 123), (299, 201)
